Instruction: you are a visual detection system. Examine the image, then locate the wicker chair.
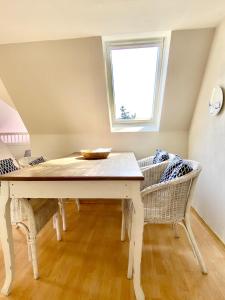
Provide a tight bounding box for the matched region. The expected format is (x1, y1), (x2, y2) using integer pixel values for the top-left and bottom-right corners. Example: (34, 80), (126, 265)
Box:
(121, 153), (175, 241)
(0, 142), (61, 279)
(126, 160), (207, 275)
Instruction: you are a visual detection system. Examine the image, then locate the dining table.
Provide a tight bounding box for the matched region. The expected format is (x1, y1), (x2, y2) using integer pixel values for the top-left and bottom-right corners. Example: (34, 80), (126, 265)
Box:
(0, 152), (145, 300)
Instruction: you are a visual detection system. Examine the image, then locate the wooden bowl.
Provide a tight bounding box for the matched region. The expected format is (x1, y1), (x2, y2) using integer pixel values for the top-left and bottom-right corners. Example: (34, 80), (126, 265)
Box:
(80, 148), (112, 160)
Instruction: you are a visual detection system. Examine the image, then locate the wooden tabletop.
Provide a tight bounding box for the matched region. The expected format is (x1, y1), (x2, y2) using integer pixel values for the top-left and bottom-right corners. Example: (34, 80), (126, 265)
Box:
(0, 152), (144, 181)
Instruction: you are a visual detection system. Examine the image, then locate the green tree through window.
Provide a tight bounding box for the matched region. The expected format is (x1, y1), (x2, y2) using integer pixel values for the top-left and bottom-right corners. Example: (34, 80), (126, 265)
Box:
(120, 106), (136, 120)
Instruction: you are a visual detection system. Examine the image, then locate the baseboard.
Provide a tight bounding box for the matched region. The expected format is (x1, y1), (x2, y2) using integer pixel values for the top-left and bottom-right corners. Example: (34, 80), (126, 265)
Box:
(192, 207), (225, 249)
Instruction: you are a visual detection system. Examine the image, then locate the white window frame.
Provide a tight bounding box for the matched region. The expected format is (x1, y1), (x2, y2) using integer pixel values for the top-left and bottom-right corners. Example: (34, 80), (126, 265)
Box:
(103, 33), (171, 132)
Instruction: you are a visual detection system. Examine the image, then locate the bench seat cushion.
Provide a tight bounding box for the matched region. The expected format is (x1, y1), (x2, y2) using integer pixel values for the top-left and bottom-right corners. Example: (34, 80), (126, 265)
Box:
(29, 198), (58, 233)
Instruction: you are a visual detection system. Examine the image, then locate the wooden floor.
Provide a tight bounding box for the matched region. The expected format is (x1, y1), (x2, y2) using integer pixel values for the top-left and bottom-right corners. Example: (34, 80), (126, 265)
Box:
(0, 201), (225, 300)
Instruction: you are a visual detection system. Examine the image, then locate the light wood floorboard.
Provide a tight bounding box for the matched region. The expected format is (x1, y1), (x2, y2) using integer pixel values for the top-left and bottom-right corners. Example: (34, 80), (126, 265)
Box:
(0, 201), (225, 300)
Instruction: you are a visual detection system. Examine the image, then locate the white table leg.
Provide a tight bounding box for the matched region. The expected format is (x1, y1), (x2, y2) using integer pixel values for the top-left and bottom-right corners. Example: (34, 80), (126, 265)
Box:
(0, 181), (15, 295)
(131, 186), (145, 300)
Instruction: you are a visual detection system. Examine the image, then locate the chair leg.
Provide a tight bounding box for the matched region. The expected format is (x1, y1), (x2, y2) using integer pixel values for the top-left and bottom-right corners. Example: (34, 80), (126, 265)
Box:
(179, 222), (198, 260)
(127, 208), (135, 279)
(173, 223), (180, 238)
(54, 212), (62, 241)
(121, 199), (126, 241)
(15, 222), (32, 261)
(58, 199), (67, 231)
(28, 235), (39, 279)
(183, 217), (208, 274)
(75, 199), (80, 212)
(27, 236), (32, 262)
(127, 207), (132, 241)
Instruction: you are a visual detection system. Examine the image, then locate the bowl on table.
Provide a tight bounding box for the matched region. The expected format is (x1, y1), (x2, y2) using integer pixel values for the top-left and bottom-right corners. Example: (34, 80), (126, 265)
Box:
(80, 148), (112, 160)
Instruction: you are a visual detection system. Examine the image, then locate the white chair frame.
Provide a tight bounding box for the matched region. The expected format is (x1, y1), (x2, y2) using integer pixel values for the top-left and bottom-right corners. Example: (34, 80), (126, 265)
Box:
(18, 156), (80, 231)
(13, 198), (61, 279)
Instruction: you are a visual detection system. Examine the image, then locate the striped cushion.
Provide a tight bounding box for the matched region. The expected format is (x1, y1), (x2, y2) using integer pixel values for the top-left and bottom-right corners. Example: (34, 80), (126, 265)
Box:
(0, 158), (18, 175)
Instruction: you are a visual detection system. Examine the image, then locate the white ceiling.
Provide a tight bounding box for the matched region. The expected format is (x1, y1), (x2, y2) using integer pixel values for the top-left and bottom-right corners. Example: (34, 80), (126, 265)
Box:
(0, 0), (224, 44)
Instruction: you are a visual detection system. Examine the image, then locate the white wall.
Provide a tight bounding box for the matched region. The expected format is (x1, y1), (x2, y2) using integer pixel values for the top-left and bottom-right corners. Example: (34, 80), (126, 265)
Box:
(189, 19), (225, 243)
(0, 30), (213, 159)
(30, 131), (188, 159)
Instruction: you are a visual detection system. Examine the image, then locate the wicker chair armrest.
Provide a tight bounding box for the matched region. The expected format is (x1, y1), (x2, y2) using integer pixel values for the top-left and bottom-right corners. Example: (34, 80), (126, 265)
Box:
(141, 168), (199, 197)
(141, 161), (168, 189)
(138, 156), (154, 168)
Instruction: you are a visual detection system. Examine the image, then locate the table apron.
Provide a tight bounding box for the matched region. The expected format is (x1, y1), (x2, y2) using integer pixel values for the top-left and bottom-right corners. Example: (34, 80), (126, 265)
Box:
(9, 180), (140, 199)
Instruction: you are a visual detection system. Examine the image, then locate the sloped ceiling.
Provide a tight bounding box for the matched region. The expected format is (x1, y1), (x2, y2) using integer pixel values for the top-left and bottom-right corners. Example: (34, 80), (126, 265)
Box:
(0, 29), (214, 134)
(0, 37), (109, 134)
(0, 99), (27, 132)
(0, 0), (224, 44)
(160, 29), (214, 130)
(0, 78), (16, 109)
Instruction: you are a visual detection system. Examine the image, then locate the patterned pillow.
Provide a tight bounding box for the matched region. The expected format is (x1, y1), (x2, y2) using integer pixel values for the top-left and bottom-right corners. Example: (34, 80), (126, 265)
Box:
(153, 149), (169, 164)
(159, 155), (183, 182)
(0, 158), (18, 175)
(168, 161), (193, 181)
(29, 156), (45, 166)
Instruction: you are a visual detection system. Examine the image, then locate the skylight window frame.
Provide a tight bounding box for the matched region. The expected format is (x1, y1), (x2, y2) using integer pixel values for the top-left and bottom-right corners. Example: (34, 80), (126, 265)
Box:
(105, 37), (165, 129)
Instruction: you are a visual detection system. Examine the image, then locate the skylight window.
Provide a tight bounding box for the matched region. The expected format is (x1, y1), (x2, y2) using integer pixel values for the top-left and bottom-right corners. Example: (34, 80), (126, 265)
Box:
(104, 36), (170, 132)
(111, 46), (158, 121)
